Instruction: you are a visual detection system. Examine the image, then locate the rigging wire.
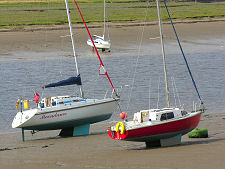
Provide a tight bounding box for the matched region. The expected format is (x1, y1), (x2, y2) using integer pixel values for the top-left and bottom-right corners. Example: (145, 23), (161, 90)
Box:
(73, 0), (117, 97)
(174, 86), (194, 107)
(59, 33), (66, 78)
(157, 77), (161, 109)
(171, 76), (177, 107)
(173, 76), (181, 107)
(163, 0), (203, 105)
(125, 1), (150, 112)
(149, 78), (151, 110)
(2, 1), (50, 130)
(40, 0), (51, 100)
(105, 2), (110, 41)
(187, 87), (194, 110)
(106, 14), (110, 41)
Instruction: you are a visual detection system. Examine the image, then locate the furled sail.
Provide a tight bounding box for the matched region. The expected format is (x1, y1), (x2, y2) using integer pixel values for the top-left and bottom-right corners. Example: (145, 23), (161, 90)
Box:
(44, 74), (82, 88)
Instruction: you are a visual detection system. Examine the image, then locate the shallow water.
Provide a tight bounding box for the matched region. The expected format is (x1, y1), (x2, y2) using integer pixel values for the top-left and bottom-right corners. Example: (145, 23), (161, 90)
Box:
(0, 35), (225, 134)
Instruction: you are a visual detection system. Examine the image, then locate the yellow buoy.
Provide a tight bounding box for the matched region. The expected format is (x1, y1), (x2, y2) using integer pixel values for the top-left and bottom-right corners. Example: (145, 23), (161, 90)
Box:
(24, 100), (29, 109)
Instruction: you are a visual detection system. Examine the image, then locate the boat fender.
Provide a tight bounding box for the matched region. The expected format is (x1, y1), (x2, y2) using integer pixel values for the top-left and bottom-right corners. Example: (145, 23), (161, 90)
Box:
(115, 122), (126, 134)
(24, 100), (29, 109)
(15, 103), (19, 109)
(120, 112), (128, 120)
(108, 126), (115, 138)
(188, 128), (208, 138)
(15, 99), (21, 109)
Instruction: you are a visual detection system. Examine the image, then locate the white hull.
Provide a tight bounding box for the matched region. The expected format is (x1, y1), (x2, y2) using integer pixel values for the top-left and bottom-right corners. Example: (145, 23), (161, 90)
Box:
(12, 98), (119, 130)
(87, 38), (110, 49)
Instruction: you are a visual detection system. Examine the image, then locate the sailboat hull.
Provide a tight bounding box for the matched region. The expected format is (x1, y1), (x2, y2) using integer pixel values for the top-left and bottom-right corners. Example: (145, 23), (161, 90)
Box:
(87, 38), (110, 49)
(12, 98), (119, 131)
(108, 111), (201, 142)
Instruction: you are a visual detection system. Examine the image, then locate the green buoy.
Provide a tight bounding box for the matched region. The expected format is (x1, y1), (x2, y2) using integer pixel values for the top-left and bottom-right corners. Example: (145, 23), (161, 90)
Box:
(188, 128), (208, 138)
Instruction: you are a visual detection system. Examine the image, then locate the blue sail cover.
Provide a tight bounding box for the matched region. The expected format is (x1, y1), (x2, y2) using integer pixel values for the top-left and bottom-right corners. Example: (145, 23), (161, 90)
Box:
(44, 74), (82, 88)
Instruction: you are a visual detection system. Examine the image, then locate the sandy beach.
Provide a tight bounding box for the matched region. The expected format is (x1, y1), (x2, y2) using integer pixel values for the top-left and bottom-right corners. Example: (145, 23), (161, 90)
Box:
(1, 112), (225, 169)
(1, 21), (225, 169)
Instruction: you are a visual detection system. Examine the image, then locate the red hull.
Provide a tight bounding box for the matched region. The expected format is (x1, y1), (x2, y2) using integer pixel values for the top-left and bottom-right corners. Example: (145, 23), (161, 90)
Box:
(108, 112), (201, 142)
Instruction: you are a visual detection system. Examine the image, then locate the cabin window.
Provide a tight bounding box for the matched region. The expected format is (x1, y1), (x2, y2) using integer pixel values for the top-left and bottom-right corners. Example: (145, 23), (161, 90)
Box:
(167, 112), (174, 119)
(52, 102), (56, 106)
(40, 103), (44, 108)
(160, 114), (167, 121)
(160, 112), (174, 121)
(181, 111), (188, 116)
(73, 100), (80, 102)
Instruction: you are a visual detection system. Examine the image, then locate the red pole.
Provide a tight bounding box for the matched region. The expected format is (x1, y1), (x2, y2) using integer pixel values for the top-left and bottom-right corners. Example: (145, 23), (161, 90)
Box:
(73, 0), (117, 96)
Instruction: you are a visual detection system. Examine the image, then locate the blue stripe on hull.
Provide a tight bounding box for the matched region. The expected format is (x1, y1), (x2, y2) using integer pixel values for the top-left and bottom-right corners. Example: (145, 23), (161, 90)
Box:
(23, 114), (112, 131)
(125, 128), (195, 142)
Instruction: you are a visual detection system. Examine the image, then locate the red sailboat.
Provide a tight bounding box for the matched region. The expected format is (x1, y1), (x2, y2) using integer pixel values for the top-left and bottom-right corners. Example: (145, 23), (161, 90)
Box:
(108, 0), (204, 147)
(108, 108), (202, 147)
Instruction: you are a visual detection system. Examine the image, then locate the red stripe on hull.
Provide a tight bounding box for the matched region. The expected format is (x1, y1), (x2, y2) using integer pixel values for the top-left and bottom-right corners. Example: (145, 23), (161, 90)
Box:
(108, 112), (201, 141)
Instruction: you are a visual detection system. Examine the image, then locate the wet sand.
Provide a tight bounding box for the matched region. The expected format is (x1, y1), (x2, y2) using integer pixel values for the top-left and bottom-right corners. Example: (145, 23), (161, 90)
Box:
(1, 112), (225, 169)
(1, 21), (225, 62)
(1, 21), (225, 168)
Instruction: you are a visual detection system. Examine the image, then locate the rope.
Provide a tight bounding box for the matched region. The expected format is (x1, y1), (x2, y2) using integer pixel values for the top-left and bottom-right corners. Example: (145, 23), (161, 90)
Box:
(163, 0), (203, 103)
(174, 86), (194, 107)
(73, 0), (117, 96)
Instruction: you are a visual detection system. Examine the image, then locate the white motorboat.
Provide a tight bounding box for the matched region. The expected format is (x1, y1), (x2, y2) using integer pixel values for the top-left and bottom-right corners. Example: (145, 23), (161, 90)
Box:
(87, 35), (110, 50)
(87, 0), (111, 51)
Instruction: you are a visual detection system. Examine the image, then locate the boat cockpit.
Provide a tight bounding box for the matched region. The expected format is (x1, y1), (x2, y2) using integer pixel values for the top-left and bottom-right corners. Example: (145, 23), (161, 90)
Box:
(38, 96), (85, 109)
(133, 108), (187, 123)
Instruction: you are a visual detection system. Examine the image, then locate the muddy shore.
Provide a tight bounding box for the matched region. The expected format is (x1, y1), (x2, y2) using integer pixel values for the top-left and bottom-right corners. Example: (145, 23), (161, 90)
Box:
(0, 112), (225, 169)
(1, 21), (225, 62)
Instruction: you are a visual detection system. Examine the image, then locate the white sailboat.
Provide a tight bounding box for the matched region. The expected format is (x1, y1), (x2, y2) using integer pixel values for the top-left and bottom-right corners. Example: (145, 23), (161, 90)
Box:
(108, 0), (204, 147)
(12, 0), (119, 141)
(87, 0), (111, 51)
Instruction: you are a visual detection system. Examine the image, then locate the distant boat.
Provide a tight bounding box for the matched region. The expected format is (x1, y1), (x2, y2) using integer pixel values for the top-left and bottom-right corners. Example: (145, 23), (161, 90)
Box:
(12, 0), (119, 141)
(87, 0), (111, 51)
(108, 0), (204, 147)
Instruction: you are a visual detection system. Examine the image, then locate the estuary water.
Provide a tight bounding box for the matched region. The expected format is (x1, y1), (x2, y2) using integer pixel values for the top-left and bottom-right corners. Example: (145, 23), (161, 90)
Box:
(0, 35), (225, 134)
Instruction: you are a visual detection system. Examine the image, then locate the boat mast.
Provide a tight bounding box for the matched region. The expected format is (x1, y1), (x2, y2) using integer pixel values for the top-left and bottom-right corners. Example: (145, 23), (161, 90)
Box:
(65, 0), (84, 98)
(73, 0), (118, 97)
(156, 0), (170, 108)
(163, 0), (203, 106)
(103, 0), (106, 40)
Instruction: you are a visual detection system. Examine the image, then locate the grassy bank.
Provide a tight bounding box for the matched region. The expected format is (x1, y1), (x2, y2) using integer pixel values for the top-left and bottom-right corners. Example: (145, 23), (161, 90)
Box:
(0, 0), (225, 30)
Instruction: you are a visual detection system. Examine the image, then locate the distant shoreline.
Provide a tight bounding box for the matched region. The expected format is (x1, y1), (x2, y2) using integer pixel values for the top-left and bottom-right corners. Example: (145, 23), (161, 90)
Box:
(1, 1), (225, 32)
(1, 18), (225, 32)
